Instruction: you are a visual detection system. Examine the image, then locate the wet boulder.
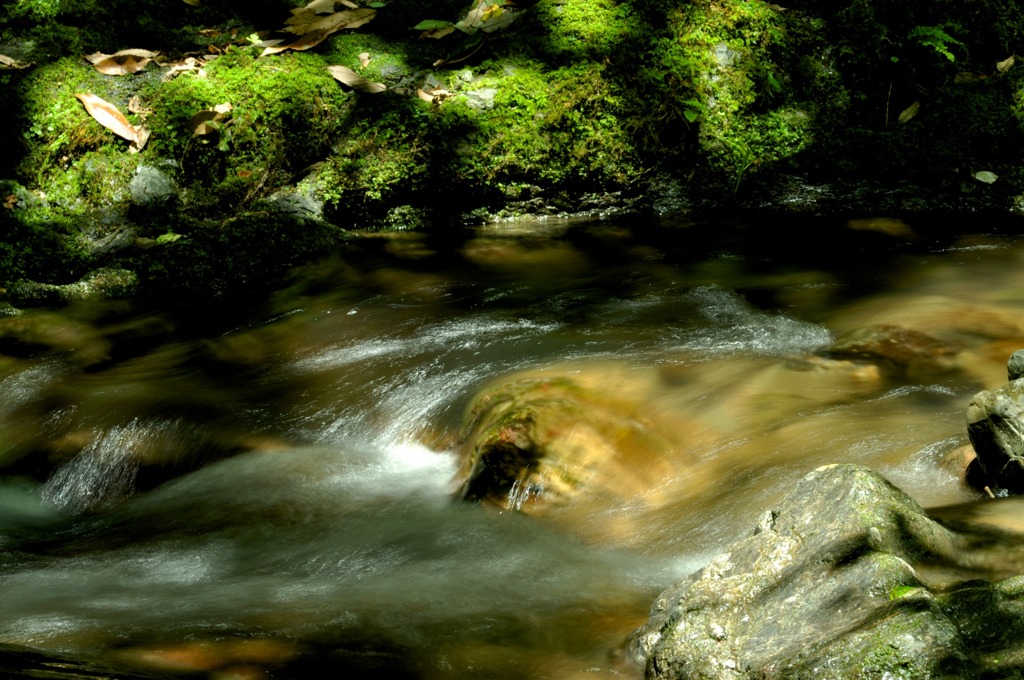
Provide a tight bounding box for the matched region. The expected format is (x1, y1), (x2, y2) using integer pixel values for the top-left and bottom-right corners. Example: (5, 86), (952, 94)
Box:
(453, 369), (680, 514)
(967, 350), (1024, 492)
(628, 464), (1024, 679)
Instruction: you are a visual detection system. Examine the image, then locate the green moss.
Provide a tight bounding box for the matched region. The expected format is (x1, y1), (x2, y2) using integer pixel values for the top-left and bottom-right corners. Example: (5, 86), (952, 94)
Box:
(650, 0), (828, 189)
(445, 60), (641, 187)
(528, 0), (638, 60)
(16, 56), (138, 186)
(142, 48), (352, 208)
(0, 199), (90, 288)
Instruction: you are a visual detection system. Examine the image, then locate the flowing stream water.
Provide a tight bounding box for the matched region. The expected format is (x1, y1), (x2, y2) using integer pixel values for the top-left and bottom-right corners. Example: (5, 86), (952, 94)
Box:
(2, 215), (1024, 678)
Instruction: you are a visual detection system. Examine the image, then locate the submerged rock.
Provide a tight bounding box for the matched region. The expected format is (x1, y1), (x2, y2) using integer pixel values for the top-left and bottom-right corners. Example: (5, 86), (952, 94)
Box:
(826, 323), (956, 379)
(628, 464), (1024, 679)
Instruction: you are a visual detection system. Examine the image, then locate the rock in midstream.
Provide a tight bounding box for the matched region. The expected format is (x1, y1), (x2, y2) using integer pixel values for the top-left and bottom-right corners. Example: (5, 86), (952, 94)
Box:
(628, 464), (1024, 679)
(967, 348), (1024, 492)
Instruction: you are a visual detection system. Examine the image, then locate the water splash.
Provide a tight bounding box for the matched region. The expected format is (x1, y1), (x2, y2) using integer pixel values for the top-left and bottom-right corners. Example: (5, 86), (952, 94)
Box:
(0, 362), (61, 420)
(290, 316), (558, 447)
(40, 419), (174, 513)
(672, 285), (832, 357)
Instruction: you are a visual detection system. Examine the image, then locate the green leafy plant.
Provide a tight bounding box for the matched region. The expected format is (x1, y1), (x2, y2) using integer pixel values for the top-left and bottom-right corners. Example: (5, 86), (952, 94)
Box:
(904, 24), (963, 62)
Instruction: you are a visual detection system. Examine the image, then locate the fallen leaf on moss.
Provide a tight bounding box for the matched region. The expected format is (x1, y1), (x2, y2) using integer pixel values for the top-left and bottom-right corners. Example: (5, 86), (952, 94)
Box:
(417, 87), (451, 104)
(158, 55), (210, 80)
(359, 52), (371, 67)
(260, 4), (375, 56)
(189, 103), (233, 136)
(897, 100), (920, 124)
(85, 49), (158, 75)
(3, 195), (16, 210)
(327, 65), (386, 92)
(974, 170), (998, 184)
(130, 126), (150, 154)
(75, 93), (143, 145)
(284, 7), (375, 34)
(128, 95), (153, 117)
(0, 54), (33, 69)
(261, 30), (332, 56)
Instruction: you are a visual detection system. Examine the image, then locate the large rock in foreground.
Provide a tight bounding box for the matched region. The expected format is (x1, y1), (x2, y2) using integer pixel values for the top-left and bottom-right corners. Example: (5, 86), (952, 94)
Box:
(628, 464), (1024, 679)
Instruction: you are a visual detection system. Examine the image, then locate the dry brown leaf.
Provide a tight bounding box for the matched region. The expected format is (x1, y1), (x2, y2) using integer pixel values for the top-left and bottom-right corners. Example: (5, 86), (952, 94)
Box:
(188, 103), (233, 136)
(327, 64), (386, 93)
(261, 30), (332, 56)
(359, 52), (371, 67)
(130, 126), (151, 153)
(158, 56), (210, 81)
(417, 87), (451, 105)
(997, 55), (1015, 73)
(284, 7), (376, 35)
(127, 95), (153, 117)
(0, 54), (32, 70)
(897, 100), (920, 124)
(292, 0), (337, 15)
(75, 93), (139, 143)
(85, 49), (158, 75)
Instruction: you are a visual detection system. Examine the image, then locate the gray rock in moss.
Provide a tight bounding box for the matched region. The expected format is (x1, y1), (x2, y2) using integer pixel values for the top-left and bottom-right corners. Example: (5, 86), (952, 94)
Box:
(465, 88), (497, 110)
(130, 165), (177, 207)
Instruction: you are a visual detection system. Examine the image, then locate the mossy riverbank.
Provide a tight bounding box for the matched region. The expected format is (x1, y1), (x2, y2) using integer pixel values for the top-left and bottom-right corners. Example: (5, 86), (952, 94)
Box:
(3, 0), (1024, 306)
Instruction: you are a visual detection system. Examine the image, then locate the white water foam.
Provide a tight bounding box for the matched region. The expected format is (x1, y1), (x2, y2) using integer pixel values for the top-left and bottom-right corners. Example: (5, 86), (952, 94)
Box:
(671, 285), (833, 357)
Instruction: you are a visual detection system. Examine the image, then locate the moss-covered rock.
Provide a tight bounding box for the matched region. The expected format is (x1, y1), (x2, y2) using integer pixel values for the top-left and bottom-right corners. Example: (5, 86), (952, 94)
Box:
(628, 464), (1024, 679)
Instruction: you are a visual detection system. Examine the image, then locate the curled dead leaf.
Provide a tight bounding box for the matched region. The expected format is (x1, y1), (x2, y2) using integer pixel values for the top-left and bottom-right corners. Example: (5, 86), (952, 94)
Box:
(283, 7), (375, 35)
(0, 54), (33, 70)
(260, 4), (376, 57)
(85, 49), (158, 76)
(261, 30), (331, 56)
(327, 64), (386, 93)
(897, 100), (920, 124)
(188, 103), (233, 136)
(75, 93), (142, 145)
(128, 95), (153, 117)
(359, 52), (371, 67)
(130, 126), (151, 154)
(417, 87), (452, 105)
(158, 55), (210, 81)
